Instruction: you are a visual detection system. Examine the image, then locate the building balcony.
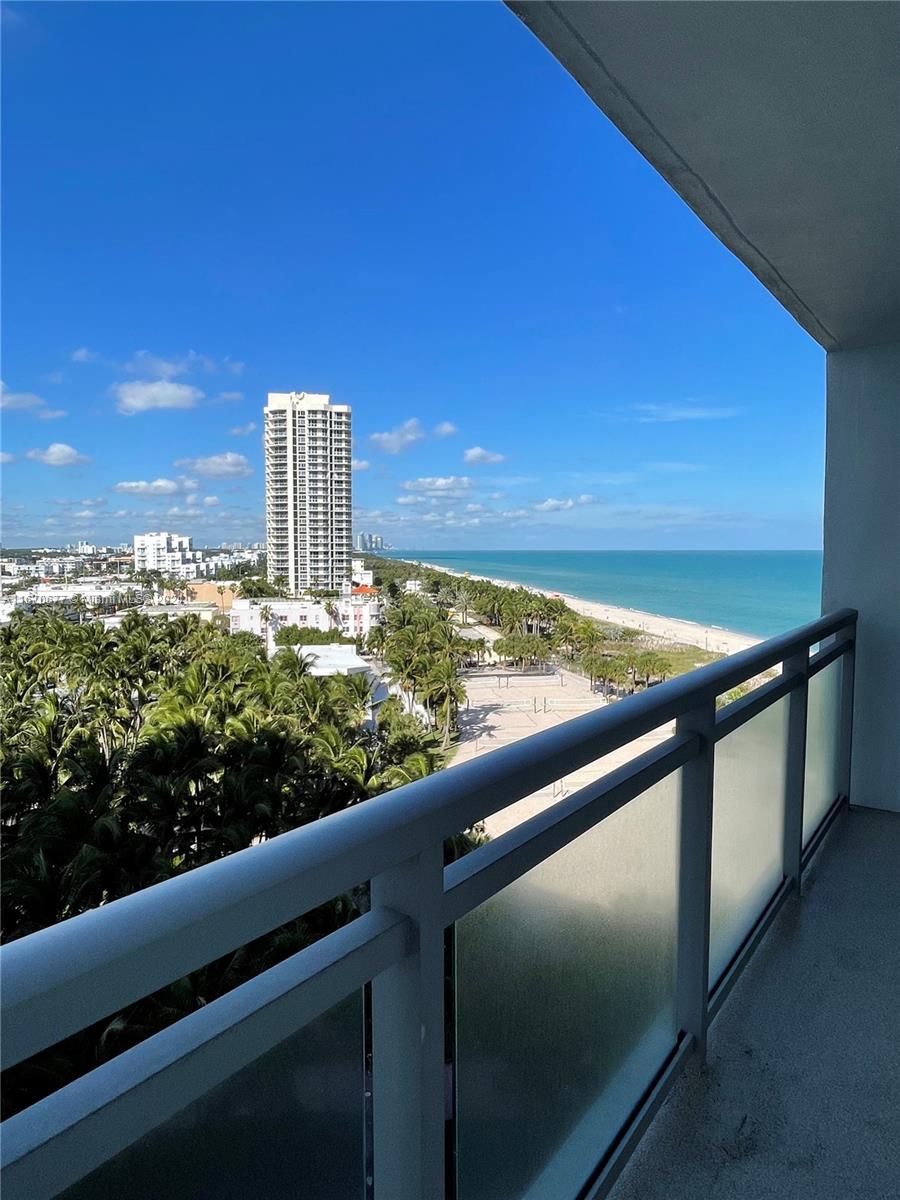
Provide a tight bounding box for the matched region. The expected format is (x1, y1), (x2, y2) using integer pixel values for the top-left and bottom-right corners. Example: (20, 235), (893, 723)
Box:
(3, 609), (892, 1200)
(3, 3), (898, 1198)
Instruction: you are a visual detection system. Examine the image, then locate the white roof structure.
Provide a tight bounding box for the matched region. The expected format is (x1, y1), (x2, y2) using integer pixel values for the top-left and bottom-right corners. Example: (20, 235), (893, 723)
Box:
(297, 644), (371, 677)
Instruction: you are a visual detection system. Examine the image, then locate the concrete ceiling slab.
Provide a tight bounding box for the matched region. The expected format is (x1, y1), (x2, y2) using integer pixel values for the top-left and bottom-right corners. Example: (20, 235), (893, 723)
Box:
(509, 1), (900, 351)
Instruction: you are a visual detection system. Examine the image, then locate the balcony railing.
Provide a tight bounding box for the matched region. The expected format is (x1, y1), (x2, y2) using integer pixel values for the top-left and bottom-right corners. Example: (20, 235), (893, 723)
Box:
(0, 609), (856, 1200)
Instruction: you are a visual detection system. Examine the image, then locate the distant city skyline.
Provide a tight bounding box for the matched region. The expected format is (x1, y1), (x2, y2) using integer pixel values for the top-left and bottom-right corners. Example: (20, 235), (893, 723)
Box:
(2, 3), (825, 550)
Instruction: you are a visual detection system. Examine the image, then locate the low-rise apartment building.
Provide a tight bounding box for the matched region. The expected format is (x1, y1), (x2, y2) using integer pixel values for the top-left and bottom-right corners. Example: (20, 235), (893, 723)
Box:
(229, 593), (383, 642)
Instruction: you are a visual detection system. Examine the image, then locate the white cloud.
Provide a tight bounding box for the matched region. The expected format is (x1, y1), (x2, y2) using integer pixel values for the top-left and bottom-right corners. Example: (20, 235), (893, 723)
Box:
(123, 351), (183, 379)
(1, 388), (43, 411)
(645, 461), (705, 473)
(217, 391), (244, 403)
(26, 442), (90, 467)
(174, 451), (252, 478)
(71, 347), (97, 363)
(370, 418), (425, 454)
(401, 475), (473, 497)
(463, 445), (505, 464)
(434, 421), (458, 437)
(123, 350), (217, 378)
(634, 402), (739, 423)
(224, 358), (245, 375)
(397, 495), (427, 506)
(501, 508), (530, 519)
(534, 494), (596, 512)
(73, 508), (95, 519)
(112, 478), (182, 496)
(203, 495), (220, 507)
(114, 380), (204, 415)
(45, 370), (65, 385)
(1, 382), (67, 420)
(229, 421), (257, 436)
(534, 497), (575, 511)
(1, 452), (15, 464)
(351, 458), (370, 471)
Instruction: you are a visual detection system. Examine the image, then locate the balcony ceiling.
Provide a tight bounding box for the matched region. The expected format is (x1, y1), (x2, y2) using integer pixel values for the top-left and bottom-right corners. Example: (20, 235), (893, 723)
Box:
(509, 1), (900, 351)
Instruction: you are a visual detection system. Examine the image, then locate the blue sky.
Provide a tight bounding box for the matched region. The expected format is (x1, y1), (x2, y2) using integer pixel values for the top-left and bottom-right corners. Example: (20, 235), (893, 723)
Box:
(1, 1), (825, 550)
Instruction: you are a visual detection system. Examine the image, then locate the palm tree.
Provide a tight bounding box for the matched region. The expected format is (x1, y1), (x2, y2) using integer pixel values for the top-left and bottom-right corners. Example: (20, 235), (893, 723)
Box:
(422, 657), (466, 749)
(366, 623), (387, 662)
(71, 594), (87, 626)
(455, 587), (472, 626)
(2, 604), (467, 1119)
(605, 659), (629, 699)
(259, 605), (274, 655)
(329, 673), (373, 728)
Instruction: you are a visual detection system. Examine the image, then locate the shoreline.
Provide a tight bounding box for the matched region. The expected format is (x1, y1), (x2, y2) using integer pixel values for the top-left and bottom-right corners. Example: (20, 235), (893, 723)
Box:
(394, 557), (761, 656)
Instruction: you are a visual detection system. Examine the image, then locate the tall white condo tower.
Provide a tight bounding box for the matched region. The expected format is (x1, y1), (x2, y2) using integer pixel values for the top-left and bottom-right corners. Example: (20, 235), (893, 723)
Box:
(264, 391), (352, 593)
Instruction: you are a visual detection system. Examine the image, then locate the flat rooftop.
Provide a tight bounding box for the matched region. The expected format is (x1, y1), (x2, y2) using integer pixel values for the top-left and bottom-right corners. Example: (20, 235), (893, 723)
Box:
(610, 806), (900, 1200)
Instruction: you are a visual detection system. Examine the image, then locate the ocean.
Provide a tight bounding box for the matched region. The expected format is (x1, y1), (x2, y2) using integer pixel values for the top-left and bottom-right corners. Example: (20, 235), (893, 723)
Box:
(384, 551), (823, 639)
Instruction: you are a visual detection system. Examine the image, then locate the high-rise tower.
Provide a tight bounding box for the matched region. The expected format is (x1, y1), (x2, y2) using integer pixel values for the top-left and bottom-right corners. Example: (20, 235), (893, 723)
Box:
(264, 392), (352, 593)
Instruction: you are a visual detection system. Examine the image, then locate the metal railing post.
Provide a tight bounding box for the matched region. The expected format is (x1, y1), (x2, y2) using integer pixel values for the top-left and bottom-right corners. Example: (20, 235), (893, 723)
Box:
(782, 651), (810, 886)
(837, 628), (856, 803)
(371, 844), (446, 1200)
(675, 701), (716, 1062)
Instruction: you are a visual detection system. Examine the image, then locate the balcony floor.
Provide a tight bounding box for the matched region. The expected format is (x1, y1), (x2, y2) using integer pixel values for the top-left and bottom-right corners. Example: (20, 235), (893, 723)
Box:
(610, 806), (900, 1200)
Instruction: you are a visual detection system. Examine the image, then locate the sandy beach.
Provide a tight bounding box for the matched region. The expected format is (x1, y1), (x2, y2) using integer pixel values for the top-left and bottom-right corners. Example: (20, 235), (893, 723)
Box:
(390, 557), (763, 838)
(404, 560), (761, 656)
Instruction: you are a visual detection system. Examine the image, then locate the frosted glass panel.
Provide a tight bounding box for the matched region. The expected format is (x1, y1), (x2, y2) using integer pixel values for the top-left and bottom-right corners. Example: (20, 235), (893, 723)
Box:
(803, 660), (842, 845)
(709, 698), (788, 987)
(64, 992), (364, 1200)
(455, 773), (681, 1200)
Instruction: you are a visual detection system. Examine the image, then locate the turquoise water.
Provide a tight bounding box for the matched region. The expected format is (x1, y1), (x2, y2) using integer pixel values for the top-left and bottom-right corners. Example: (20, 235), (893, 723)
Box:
(385, 551), (823, 639)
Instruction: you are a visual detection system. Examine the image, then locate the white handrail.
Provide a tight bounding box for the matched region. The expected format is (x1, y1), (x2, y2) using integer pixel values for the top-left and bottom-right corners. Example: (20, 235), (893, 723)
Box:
(0, 608), (856, 1072)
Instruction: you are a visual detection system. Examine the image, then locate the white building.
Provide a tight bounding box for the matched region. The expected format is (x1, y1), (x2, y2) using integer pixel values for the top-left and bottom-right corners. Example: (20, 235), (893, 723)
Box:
(0, 559), (40, 577)
(35, 556), (86, 577)
(353, 532), (384, 552)
(133, 532), (203, 575)
(300, 643), (372, 678)
(351, 558), (375, 587)
(13, 581), (143, 608)
(230, 593), (383, 644)
(264, 391), (352, 594)
(297, 645), (389, 724)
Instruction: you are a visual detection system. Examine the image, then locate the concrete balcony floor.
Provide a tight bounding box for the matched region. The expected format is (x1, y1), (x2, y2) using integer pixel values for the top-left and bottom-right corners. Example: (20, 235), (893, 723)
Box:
(610, 807), (900, 1200)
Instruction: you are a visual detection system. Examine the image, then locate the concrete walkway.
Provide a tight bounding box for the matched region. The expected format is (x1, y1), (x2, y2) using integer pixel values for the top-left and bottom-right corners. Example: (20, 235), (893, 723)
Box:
(610, 806), (900, 1200)
(450, 665), (673, 838)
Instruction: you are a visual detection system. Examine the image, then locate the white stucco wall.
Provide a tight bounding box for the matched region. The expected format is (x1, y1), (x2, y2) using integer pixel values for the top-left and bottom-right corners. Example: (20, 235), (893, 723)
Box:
(822, 343), (900, 811)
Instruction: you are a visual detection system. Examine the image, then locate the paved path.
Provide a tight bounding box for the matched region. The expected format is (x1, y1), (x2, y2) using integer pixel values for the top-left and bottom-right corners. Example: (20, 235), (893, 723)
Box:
(450, 666), (673, 838)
